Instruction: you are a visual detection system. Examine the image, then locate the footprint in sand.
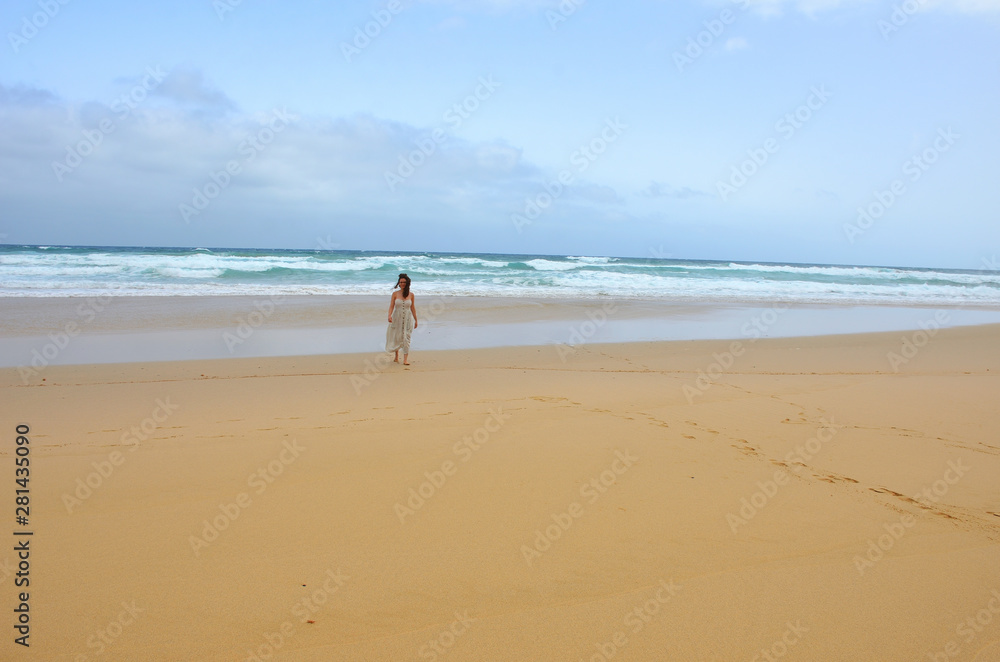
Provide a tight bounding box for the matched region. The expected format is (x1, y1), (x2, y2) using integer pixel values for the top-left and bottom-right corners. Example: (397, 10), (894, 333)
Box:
(822, 474), (859, 484)
(731, 442), (760, 456)
(530, 396), (569, 403)
(870, 487), (902, 496)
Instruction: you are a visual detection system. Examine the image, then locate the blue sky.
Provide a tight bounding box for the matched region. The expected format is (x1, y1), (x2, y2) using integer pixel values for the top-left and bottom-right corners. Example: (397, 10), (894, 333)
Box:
(1, 0), (998, 268)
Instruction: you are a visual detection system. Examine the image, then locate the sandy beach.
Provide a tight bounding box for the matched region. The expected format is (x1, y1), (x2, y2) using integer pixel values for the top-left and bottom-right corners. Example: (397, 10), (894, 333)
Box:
(6, 0), (1000, 656)
(2, 311), (999, 660)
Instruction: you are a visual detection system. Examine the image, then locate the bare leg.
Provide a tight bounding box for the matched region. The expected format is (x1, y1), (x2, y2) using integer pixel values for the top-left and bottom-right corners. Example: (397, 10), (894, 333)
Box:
(393, 350), (399, 362)
(403, 353), (410, 365)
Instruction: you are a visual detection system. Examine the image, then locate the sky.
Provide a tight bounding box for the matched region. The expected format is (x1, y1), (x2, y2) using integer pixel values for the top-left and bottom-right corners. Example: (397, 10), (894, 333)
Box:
(1, 0), (998, 268)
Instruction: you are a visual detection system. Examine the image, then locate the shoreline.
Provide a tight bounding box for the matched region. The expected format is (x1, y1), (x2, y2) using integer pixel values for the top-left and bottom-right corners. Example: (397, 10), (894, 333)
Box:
(6, 320), (998, 381)
(2, 295), (1000, 368)
(3, 324), (999, 660)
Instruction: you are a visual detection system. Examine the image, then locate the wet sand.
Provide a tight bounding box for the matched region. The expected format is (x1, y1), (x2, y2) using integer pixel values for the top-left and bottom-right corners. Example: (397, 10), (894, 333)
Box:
(4, 295), (1000, 368)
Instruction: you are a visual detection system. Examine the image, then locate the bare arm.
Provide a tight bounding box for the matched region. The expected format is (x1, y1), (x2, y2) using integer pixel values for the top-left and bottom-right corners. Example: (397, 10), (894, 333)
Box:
(388, 293), (396, 322)
(410, 294), (417, 328)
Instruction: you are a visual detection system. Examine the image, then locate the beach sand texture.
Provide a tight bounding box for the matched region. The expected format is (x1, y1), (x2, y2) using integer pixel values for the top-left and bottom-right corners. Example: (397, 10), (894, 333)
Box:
(3, 324), (1000, 660)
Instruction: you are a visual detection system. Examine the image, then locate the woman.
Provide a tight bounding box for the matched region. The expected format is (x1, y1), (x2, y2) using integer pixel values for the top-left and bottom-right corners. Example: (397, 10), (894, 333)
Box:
(386, 273), (418, 365)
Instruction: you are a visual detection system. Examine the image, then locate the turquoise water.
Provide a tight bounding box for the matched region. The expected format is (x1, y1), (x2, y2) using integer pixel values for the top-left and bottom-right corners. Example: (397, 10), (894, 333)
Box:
(1, 245), (999, 307)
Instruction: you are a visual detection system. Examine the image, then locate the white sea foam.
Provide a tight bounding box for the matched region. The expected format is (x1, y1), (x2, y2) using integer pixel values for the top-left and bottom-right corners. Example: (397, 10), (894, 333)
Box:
(1, 247), (998, 307)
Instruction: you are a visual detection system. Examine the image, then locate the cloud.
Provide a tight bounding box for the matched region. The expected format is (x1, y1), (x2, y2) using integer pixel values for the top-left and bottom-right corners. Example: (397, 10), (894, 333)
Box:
(815, 188), (841, 204)
(740, 0), (862, 16)
(0, 78), (629, 245)
(152, 68), (238, 113)
(735, 0), (1000, 15)
(640, 181), (711, 200)
(571, 183), (625, 204)
(922, 0), (1000, 11)
(725, 36), (749, 50)
(0, 83), (59, 107)
(417, 0), (562, 11)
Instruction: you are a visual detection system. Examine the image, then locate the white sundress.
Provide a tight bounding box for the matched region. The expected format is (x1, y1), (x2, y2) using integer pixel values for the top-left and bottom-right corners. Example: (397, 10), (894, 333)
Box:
(385, 296), (414, 354)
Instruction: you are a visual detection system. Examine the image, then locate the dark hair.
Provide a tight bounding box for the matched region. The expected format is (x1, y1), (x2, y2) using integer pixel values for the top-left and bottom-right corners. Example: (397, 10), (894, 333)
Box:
(401, 275), (411, 299)
(395, 273), (407, 289)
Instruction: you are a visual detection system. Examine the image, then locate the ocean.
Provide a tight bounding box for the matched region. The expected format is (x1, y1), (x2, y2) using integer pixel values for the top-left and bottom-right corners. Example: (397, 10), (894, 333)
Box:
(1, 245), (999, 307)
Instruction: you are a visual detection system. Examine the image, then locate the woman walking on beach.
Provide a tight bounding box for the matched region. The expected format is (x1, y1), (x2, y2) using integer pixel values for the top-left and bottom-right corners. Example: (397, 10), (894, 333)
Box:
(386, 274), (417, 365)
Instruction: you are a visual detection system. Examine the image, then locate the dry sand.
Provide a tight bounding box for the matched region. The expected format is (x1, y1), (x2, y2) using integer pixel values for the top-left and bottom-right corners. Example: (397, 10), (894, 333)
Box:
(2, 323), (999, 660)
